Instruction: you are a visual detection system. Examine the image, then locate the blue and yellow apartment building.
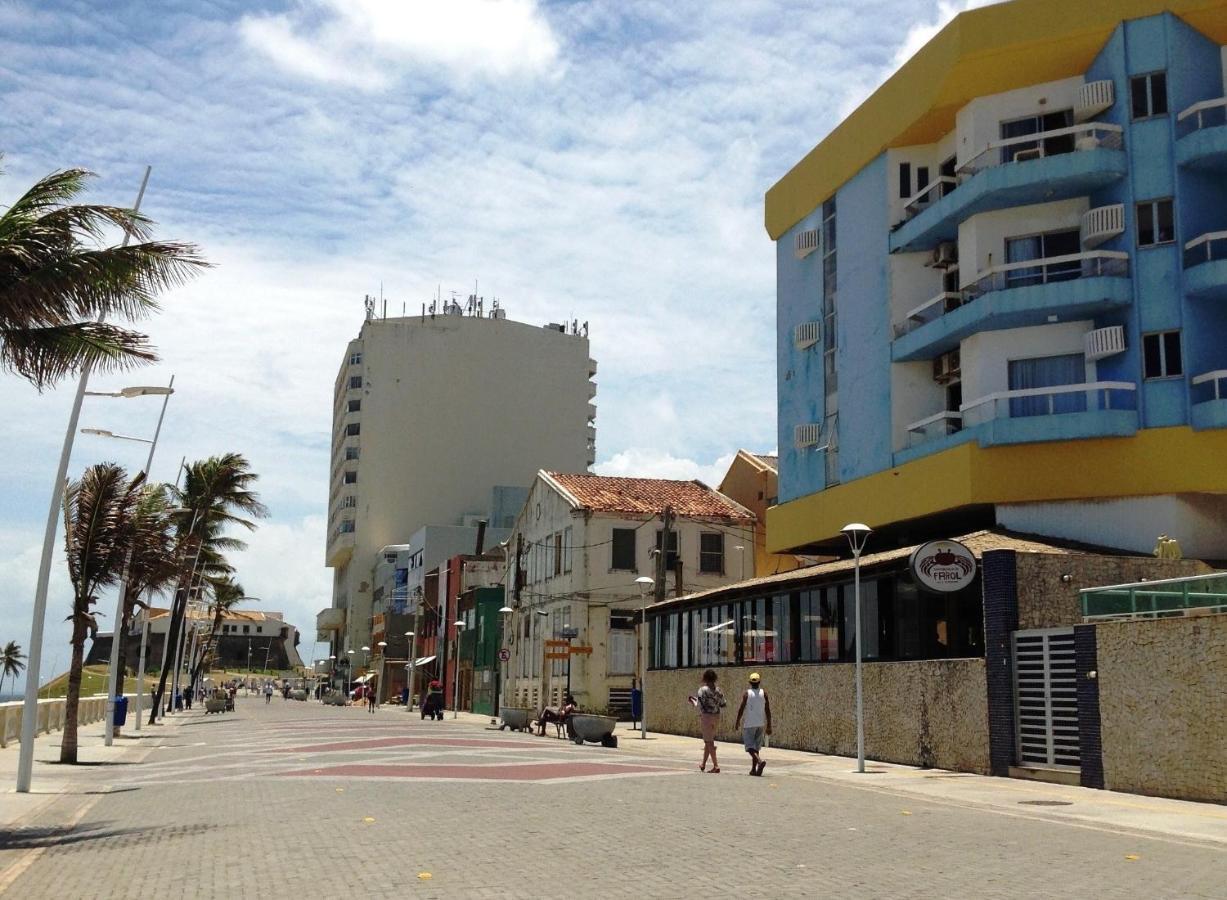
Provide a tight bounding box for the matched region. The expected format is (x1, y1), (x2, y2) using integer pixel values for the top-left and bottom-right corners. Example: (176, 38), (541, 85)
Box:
(767, 0), (1227, 559)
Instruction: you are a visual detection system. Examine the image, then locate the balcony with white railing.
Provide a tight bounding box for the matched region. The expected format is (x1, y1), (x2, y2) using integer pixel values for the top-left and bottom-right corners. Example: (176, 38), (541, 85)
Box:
(894, 410), (975, 464)
(890, 123), (1127, 253)
(960, 381), (1138, 448)
(892, 251), (1132, 362)
(1176, 98), (1227, 169)
(1183, 231), (1227, 301)
(1191, 370), (1227, 431)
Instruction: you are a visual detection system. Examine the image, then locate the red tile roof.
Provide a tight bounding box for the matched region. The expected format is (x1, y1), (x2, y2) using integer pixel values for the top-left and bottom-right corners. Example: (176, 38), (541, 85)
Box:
(544, 472), (754, 520)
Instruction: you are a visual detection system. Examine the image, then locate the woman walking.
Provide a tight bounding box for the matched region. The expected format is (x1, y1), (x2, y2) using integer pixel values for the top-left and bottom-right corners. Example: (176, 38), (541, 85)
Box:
(693, 669), (726, 773)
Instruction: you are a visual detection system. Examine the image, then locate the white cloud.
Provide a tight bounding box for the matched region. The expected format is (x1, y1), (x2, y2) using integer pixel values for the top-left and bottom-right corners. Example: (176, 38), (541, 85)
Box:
(239, 0), (561, 90)
(838, 0), (1007, 118)
(596, 448), (740, 490)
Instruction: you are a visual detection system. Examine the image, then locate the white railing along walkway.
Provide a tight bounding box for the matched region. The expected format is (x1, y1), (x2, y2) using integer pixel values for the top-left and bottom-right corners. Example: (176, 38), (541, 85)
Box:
(0, 692), (151, 748)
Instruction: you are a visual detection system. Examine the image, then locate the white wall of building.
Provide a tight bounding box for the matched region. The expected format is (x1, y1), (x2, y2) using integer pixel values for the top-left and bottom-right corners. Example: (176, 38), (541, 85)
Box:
(959, 198), (1088, 285)
(961, 321), (1093, 423)
(954, 76), (1084, 167)
(325, 314), (594, 654)
(503, 475), (755, 709)
(998, 495), (1227, 560)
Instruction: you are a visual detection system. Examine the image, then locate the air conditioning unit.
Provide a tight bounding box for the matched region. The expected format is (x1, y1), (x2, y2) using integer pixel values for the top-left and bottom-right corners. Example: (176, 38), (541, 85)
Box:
(1085, 325), (1126, 361)
(794, 423), (823, 449)
(933, 349), (961, 383)
(1081, 204), (1125, 249)
(793, 321), (821, 350)
(1075, 80), (1115, 122)
(929, 241), (958, 268)
(794, 229), (820, 260)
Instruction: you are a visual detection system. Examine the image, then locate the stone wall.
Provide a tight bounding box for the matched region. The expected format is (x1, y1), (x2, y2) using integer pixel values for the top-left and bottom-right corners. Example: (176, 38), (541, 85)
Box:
(1015, 554), (1210, 630)
(1096, 614), (1227, 803)
(646, 659), (990, 774)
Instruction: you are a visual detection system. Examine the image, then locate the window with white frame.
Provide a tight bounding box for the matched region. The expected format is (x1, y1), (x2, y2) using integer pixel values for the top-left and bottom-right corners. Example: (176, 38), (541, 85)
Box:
(1136, 199), (1174, 247)
(1130, 71), (1168, 119)
(1142, 331), (1182, 379)
(563, 526), (573, 573)
(349, 352), (362, 365)
(349, 375), (362, 389)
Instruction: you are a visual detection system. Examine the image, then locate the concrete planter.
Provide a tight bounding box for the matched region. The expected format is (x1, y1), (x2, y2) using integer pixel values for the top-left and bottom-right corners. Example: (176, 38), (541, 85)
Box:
(499, 706), (533, 732)
(570, 713), (617, 746)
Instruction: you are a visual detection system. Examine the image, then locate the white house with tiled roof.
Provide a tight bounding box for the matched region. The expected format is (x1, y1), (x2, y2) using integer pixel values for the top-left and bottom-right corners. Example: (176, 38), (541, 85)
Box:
(503, 471), (755, 713)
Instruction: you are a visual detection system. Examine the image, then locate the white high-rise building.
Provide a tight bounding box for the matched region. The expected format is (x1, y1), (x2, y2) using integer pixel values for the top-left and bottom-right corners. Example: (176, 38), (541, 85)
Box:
(321, 301), (596, 654)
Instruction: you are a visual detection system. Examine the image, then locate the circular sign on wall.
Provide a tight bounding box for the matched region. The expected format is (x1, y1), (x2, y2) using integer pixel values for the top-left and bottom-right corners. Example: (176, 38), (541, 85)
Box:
(497, 648), (510, 662)
(909, 539), (977, 593)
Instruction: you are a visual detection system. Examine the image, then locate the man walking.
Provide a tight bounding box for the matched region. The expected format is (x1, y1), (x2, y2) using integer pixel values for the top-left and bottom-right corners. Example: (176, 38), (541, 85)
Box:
(263, 681), (274, 704)
(734, 672), (772, 776)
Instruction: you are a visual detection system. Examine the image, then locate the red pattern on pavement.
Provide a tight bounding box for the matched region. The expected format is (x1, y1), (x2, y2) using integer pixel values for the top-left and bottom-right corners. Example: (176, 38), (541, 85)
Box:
(276, 762), (673, 781)
(273, 736), (533, 753)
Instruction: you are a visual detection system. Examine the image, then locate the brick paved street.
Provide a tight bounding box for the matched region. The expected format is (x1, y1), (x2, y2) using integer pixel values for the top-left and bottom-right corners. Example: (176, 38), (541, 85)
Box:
(1, 697), (1224, 899)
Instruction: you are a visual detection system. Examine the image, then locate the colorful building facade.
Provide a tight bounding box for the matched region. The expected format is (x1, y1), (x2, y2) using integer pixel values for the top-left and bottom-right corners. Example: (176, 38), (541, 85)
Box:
(767, 0), (1227, 557)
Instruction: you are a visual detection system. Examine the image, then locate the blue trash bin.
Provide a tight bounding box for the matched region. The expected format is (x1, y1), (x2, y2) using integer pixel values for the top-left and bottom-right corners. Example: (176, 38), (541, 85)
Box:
(630, 688), (642, 722)
(112, 695), (129, 727)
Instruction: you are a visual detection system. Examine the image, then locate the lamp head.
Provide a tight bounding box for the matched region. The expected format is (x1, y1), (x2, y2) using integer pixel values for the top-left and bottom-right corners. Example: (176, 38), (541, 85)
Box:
(454, 620), (465, 628)
(635, 576), (655, 587)
(840, 522), (872, 554)
(498, 606), (513, 614)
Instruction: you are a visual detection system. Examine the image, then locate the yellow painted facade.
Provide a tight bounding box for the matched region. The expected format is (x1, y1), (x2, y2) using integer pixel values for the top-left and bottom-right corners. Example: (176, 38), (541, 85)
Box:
(764, 0), (1227, 240)
(767, 428), (1227, 554)
(717, 451), (806, 577)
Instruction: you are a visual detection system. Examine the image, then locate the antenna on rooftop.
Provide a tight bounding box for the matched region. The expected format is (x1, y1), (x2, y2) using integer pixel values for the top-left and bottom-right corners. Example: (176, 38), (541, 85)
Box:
(364, 294), (375, 322)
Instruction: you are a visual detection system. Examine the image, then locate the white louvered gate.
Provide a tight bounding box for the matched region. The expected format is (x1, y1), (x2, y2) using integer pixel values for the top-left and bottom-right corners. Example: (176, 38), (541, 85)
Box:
(1012, 628), (1080, 769)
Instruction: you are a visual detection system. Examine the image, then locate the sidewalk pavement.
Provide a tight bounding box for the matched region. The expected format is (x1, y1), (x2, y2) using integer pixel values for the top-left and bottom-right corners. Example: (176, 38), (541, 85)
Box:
(450, 708), (1227, 847)
(0, 707), (177, 830)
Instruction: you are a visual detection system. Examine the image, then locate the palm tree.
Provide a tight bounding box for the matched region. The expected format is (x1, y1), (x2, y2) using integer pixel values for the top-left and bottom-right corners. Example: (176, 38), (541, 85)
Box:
(0, 165), (208, 389)
(112, 485), (182, 698)
(149, 453), (267, 722)
(61, 463), (144, 763)
(188, 578), (246, 691)
(1, 641), (26, 697)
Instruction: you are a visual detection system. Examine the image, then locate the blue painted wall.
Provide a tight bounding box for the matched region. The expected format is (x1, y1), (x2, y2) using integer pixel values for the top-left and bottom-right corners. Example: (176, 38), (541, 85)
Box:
(834, 156), (892, 483)
(777, 209), (826, 503)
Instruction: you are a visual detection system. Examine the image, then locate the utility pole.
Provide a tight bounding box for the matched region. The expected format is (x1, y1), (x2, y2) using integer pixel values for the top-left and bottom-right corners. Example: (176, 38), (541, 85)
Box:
(654, 505), (673, 605)
(514, 534), (524, 604)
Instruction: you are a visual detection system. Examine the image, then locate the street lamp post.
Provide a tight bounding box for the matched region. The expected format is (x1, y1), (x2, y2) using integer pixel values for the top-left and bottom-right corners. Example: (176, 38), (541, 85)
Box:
(497, 605), (512, 716)
(635, 576), (655, 740)
(91, 380), (177, 742)
(376, 640), (387, 703)
(15, 169), (153, 793)
(404, 628), (417, 712)
(452, 621), (465, 718)
(841, 522), (873, 774)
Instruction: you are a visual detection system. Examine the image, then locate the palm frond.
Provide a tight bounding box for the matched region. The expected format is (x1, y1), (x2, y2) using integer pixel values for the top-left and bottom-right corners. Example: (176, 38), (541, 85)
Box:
(1, 321), (156, 389)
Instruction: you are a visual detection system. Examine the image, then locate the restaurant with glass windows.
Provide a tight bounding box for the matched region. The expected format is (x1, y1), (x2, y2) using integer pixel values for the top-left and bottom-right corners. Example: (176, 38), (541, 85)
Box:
(650, 561), (984, 671)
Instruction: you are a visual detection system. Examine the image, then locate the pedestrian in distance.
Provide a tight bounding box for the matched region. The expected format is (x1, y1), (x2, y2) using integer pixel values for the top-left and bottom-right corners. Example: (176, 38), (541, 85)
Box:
(734, 672), (772, 776)
(263, 681), (274, 704)
(366, 683), (377, 714)
(690, 669), (726, 773)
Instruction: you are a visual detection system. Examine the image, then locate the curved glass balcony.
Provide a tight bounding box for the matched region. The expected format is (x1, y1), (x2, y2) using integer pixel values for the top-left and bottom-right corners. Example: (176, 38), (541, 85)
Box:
(1183, 231), (1227, 301)
(890, 124), (1126, 253)
(1191, 370), (1227, 431)
(1176, 98), (1227, 170)
(892, 251), (1131, 362)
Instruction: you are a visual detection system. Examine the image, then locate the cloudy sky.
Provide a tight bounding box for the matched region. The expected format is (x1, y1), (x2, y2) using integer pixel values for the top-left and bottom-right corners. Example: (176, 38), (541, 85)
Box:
(0, 0), (992, 689)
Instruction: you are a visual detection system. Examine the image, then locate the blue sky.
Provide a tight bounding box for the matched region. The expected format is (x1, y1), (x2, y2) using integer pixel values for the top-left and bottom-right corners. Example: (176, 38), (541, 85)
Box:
(0, 0), (992, 687)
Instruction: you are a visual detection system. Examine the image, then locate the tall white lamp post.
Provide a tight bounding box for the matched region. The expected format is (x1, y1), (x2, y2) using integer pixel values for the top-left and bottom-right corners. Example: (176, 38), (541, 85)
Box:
(841, 522), (872, 774)
(452, 620), (465, 718)
(82, 378), (175, 746)
(635, 576), (655, 740)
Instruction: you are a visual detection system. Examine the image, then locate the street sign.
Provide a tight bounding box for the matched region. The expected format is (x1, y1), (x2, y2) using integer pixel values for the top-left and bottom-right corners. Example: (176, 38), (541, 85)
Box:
(557, 626), (580, 639)
(569, 645), (593, 655)
(545, 652), (570, 660)
(497, 648), (510, 662)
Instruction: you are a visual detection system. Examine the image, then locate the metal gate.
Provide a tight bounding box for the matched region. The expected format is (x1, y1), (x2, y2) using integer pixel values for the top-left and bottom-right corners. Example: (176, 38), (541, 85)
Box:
(1012, 628), (1080, 769)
